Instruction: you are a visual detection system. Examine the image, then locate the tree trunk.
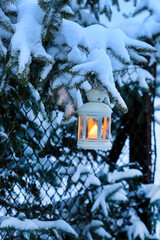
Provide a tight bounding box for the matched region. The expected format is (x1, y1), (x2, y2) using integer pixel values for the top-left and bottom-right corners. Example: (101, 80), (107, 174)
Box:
(129, 91), (152, 183)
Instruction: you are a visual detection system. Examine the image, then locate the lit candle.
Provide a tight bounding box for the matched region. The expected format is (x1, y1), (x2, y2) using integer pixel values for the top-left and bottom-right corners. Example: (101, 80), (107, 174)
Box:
(77, 89), (112, 150)
(88, 123), (98, 139)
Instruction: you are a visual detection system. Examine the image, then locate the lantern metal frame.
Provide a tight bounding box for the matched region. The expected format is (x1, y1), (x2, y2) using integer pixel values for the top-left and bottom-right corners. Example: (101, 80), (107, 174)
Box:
(77, 89), (112, 150)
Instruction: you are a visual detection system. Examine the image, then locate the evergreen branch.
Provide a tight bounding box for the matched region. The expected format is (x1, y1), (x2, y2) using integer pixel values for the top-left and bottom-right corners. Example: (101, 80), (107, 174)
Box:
(0, 218), (78, 238)
(92, 183), (124, 217)
(112, 0), (120, 11)
(96, 78), (128, 113)
(133, 0), (138, 7)
(8, 0), (53, 84)
(107, 48), (130, 65)
(128, 45), (156, 53)
(0, 118), (16, 160)
(128, 49), (148, 64)
(132, 6), (147, 17)
(0, 38), (7, 58)
(41, 11), (62, 42)
(40, 63), (53, 82)
(0, 74), (6, 92)
(99, 4), (112, 21)
(0, 0), (18, 7)
(83, 220), (111, 240)
(107, 89), (128, 113)
(17, 62), (30, 86)
(0, 8), (15, 34)
(32, 54), (53, 65)
(60, 5), (75, 19)
(38, 0), (69, 12)
(37, 0), (50, 12)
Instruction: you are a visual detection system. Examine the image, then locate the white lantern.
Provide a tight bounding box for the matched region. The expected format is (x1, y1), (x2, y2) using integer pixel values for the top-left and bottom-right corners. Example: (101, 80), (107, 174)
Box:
(77, 89), (112, 150)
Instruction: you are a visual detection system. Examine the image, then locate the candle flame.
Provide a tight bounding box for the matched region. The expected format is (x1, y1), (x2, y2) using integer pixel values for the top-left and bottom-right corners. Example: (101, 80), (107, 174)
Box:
(86, 116), (109, 140)
(88, 123), (98, 139)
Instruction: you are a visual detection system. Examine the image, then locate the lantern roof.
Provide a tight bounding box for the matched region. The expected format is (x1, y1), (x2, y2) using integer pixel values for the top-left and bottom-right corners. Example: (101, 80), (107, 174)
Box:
(78, 102), (112, 115)
(78, 89), (112, 115)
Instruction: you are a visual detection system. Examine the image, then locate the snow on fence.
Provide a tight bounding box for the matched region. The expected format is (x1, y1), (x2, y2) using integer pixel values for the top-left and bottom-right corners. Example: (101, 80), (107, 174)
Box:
(0, 67), (157, 239)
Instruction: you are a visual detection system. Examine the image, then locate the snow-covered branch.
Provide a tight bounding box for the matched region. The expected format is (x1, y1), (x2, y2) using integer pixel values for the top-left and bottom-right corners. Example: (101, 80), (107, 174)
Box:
(9, 0), (53, 82)
(0, 216), (78, 238)
(82, 220), (111, 240)
(53, 19), (155, 113)
(92, 183), (127, 218)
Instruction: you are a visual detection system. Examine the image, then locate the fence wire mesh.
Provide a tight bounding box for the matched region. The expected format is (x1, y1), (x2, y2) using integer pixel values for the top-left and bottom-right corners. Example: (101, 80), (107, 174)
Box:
(0, 66), (157, 239)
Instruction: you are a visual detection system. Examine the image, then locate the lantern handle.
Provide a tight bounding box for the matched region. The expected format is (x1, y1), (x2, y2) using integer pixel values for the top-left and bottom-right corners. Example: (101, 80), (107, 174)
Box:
(86, 89), (106, 102)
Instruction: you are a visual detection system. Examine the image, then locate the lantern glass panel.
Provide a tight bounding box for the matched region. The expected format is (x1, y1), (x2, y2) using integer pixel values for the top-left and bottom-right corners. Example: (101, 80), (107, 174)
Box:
(86, 116), (98, 140)
(101, 117), (110, 140)
(78, 115), (84, 139)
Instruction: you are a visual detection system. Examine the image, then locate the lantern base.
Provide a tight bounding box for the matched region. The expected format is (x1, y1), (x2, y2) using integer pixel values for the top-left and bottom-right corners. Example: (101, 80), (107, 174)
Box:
(77, 141), (112, 150)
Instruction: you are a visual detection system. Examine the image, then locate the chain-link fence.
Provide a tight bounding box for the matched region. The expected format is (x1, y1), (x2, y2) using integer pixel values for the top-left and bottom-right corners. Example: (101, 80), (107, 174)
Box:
(113, 66), (157, 183)
(0, 66), (157, 239)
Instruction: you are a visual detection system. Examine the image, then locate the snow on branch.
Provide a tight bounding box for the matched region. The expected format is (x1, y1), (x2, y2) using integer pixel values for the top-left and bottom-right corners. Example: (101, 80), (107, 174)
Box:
(126, 0), (160, 45)
(71, 163), (101, 187)
(98, 0), (112, 20)
(0, 0), (18, 6)
(0, 216), (78, 238)
(72, 163), (90, 183)
(33, 219), (78, 237)
(125, 208), (156, 240)
(58, 20), (155, 62)
(108, 169), (142, 183)
(1, 0), (156, 116)
(61, 5), (75, 19)
(0, 8), (15, 34)
(55, 19), (155, 113)
(115, 66), (154, 89)
(140, 184), (160, 204)
(133, 0), (160, 19)
(38, 0), (68, 43)
(125, 36), (156, 52)
(92, 183), (127, 218)
(10, 0), (53, 82)
(71, 48), (128, 112)
(82, 220), (111, 240)
(0, 38), (7, 57)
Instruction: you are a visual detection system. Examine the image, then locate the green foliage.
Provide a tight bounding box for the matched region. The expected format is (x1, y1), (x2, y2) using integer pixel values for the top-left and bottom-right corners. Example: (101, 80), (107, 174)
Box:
(0, 0), (18, 7)
(38, 0), (69, 42)
(0, 9), (15, 34)
(0, 0), (16, 34)
(0, 0), (159, 239)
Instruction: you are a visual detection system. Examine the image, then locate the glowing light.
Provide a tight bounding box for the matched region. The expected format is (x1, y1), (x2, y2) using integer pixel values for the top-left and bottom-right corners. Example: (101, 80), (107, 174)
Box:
(88, 123), (98, 139)
(77, 89), (112, 150)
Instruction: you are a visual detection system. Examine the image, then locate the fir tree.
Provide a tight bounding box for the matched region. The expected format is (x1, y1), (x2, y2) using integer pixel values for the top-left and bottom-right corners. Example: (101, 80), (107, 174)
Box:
(0, 0), (160, 240)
